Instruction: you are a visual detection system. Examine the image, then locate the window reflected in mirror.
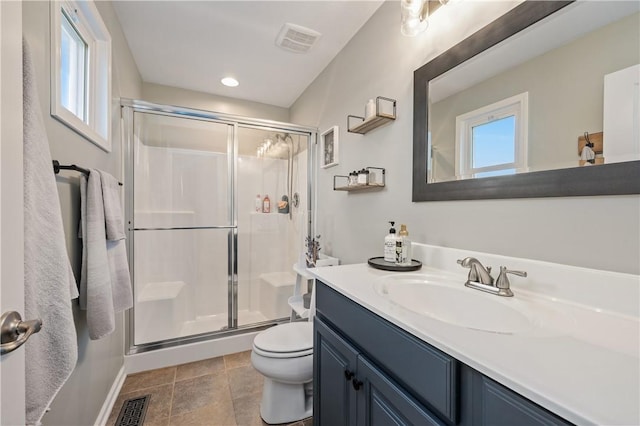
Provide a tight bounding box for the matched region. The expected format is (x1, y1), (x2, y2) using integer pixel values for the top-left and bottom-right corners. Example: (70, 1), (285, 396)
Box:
(427, 4), (639, 183)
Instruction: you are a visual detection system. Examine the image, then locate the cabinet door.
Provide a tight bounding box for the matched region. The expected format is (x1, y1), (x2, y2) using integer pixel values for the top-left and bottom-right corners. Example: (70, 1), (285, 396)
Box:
(474, 374), (573, 426)
(314, 317), (359, 426)
(357, 356), (446, 426)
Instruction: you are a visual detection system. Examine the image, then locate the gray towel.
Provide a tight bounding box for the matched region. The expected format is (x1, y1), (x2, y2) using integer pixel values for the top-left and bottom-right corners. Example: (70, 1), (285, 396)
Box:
(23, 39), (78, 426)
(99, 170), (133, 314)
(100, 171), (125, 240)
(79, 170), (132, 340)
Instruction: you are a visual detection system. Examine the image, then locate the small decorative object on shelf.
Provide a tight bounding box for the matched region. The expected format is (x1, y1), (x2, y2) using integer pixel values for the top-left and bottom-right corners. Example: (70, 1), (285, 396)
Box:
(348, 171), (358, 186)
(305, 235), (321, 267)
(334, 167), (385, 191)
(348, 97), (397, 134)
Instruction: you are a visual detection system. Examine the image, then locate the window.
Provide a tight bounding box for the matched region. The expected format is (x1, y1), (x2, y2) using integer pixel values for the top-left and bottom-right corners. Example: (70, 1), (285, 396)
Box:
(455, 93), (528, 179)
(51, 1), (111, 151)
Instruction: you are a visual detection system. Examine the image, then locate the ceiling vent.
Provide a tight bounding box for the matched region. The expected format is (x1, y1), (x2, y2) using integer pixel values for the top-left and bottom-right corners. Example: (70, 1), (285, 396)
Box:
(276, 23), (321, 54)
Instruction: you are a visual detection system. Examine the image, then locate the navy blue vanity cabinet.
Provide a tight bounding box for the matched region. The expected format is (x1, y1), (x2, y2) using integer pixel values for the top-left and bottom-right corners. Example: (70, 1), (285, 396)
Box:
(471, 374), (572, 426)
(314, 317), (358, 426)
(314, 317), (446, 426)
(314, 280), (574, 426)
(315, 281), (458, 425)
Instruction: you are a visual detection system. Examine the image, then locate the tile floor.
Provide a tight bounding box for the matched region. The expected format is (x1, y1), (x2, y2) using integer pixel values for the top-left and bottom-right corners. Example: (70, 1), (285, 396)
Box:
(107, 351), (312, 426)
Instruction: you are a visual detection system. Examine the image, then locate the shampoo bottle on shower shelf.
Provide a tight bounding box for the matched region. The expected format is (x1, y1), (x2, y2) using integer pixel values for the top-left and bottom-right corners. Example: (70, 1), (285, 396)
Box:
(396, 224), (412, 266)
(255, 194), (262, 212)
(384, 221), (398, 262)
(262, 195), (271, 213)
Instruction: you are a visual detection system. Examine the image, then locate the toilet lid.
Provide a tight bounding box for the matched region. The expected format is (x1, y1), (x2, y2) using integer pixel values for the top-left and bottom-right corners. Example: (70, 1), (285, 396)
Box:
(253, 322), (313, 354)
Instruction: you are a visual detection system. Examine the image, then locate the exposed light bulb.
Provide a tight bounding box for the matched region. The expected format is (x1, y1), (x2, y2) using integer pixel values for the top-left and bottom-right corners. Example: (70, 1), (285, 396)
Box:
(400, 0), (429, 36)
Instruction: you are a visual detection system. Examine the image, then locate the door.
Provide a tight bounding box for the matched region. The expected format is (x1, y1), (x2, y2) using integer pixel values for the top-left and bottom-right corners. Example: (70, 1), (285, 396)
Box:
(1, 1), (26, 423)
(128, 110), (236, 345)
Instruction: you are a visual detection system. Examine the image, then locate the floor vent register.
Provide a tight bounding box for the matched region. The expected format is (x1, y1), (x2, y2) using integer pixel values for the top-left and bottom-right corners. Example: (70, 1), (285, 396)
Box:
(115, 395), (150, 426)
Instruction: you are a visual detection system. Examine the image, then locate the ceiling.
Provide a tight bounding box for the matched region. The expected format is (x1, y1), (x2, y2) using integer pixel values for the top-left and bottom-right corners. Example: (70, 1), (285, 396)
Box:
(113, 1), (384, 108)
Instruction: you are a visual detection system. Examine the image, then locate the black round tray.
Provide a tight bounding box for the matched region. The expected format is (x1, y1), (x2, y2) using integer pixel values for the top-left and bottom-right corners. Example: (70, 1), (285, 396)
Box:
(367, 257), (422, 272)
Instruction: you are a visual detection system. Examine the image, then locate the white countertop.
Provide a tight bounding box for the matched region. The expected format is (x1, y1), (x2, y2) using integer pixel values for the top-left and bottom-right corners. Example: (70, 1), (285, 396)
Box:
(309, 260), (640, 426)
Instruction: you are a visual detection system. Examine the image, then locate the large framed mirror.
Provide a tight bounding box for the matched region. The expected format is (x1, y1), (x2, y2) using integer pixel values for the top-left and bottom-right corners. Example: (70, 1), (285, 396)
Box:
(413, 0), (640, 201)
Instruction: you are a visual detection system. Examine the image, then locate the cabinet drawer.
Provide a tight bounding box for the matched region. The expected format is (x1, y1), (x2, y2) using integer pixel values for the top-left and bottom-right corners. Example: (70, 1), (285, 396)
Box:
(316, 282), (458, 424)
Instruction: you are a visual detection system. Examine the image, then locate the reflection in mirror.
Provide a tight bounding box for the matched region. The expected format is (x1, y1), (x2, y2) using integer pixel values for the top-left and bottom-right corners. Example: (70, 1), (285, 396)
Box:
(428, 1), (639, 183)
(412, 0), (640, 201)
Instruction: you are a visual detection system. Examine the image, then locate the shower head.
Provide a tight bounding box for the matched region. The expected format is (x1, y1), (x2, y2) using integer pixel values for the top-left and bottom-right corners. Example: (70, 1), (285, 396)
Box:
(258, 133), (296, 159)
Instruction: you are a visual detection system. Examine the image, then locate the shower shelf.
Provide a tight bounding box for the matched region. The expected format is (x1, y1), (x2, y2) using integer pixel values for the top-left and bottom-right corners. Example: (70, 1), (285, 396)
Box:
(347, 97), (396, 134)
(333, 167), (386, 192)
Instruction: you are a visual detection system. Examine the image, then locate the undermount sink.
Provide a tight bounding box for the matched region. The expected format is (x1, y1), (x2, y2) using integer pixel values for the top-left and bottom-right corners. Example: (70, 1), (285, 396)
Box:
(374, 274), (537, 334)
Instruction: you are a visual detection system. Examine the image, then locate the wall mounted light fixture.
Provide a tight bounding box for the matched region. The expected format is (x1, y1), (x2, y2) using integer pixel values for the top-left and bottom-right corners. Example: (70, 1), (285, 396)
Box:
(401, 0), (448, 36)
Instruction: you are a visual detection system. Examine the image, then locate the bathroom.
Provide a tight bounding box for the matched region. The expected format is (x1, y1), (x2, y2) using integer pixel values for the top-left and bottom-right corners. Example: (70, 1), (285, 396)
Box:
(1, 0), (638, 425)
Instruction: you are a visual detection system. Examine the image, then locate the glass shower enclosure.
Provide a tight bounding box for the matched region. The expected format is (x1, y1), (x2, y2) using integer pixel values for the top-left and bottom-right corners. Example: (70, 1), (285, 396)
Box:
(122, 100), (315, 352)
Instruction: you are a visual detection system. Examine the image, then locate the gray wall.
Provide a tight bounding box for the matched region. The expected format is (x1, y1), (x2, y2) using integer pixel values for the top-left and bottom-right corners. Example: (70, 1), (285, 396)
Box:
(431, 12), (640, 179)
(290, 1), (640, 275)
(22, 1), (142, 424)
(142, 82), (290, 121)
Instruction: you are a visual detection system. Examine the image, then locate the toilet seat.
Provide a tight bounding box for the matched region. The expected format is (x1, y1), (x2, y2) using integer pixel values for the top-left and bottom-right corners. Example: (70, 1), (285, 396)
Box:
(253, 322), (313, 358)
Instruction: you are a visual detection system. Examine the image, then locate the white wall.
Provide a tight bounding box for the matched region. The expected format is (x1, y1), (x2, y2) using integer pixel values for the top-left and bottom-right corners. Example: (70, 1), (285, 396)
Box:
(22, 1), (142, 424)
(290, 1), (640, 275)
(142, 82), (290, 122)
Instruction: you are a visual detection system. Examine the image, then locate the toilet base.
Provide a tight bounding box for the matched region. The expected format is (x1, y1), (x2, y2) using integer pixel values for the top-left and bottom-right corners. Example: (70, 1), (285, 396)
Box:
(260, 378), (313, 424)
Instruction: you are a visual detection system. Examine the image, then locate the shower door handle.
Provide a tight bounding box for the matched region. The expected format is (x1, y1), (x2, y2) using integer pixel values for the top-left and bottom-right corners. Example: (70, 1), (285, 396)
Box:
(0, 311), (42, 355)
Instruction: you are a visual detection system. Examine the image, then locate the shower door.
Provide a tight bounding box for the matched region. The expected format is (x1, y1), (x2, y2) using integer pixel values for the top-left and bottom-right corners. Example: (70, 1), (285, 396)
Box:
(129, 111), (235, 345)
(123, 101), (315, 351)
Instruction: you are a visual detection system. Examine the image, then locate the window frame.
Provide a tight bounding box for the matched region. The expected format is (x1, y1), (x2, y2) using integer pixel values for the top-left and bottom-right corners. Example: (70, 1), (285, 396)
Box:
(454, 92), (528, 180)
(50, 0), (112, 152)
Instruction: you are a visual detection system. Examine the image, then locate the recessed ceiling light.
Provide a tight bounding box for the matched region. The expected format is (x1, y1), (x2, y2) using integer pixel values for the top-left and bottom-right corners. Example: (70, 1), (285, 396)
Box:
(221, 77), (239, 87)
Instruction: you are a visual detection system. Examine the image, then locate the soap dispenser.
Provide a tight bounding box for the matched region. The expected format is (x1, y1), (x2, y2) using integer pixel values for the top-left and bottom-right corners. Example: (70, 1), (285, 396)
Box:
(396, 224), (412, 266)
(384, 221), (398, 262)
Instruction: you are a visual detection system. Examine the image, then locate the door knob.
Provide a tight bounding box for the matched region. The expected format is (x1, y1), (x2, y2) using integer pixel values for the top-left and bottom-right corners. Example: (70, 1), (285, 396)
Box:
(1, 311), (42, 355)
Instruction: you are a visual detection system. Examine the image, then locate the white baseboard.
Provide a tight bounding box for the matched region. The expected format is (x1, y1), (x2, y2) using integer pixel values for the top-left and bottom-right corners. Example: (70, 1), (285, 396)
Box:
(94, 365), (126, 426)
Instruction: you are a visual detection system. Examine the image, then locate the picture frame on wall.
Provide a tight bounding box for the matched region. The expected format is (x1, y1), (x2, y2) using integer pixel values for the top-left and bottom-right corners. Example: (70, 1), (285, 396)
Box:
(320, 126), (339, 168)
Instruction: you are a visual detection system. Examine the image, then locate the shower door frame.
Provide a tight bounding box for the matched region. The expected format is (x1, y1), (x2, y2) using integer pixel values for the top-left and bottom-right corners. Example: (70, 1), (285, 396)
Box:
(121, 99), (317, 355)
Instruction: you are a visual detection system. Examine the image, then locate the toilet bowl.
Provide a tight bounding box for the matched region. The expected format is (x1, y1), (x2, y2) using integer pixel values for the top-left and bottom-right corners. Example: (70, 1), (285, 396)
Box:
(251, 322), (313, 424)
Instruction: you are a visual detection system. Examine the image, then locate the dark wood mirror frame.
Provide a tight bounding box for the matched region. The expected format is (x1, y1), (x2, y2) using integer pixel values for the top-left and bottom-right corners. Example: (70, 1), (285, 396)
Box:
(412, 0), (640, 201)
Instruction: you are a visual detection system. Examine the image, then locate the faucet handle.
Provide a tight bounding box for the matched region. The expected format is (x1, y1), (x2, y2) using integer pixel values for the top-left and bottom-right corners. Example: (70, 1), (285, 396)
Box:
(495, 266), (527, 289)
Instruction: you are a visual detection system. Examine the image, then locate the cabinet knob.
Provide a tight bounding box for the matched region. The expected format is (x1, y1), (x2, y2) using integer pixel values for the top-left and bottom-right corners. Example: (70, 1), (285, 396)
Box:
(352, 378), (363, 391)
(344, 369), (354, 380)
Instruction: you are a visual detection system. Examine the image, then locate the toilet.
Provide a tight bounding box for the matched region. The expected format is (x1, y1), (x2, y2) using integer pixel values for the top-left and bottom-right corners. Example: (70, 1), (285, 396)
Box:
(251, 321), (314, 424)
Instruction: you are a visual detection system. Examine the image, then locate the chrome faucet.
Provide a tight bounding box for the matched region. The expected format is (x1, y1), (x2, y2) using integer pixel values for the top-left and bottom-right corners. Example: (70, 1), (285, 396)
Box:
(457, 257), (527, 297)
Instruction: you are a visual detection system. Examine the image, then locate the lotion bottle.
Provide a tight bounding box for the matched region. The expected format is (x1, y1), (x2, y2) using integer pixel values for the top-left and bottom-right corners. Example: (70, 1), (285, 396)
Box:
(262, 195), (271, 213)
(396, 224), (412, 265)
(384, 221), (398, 262)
